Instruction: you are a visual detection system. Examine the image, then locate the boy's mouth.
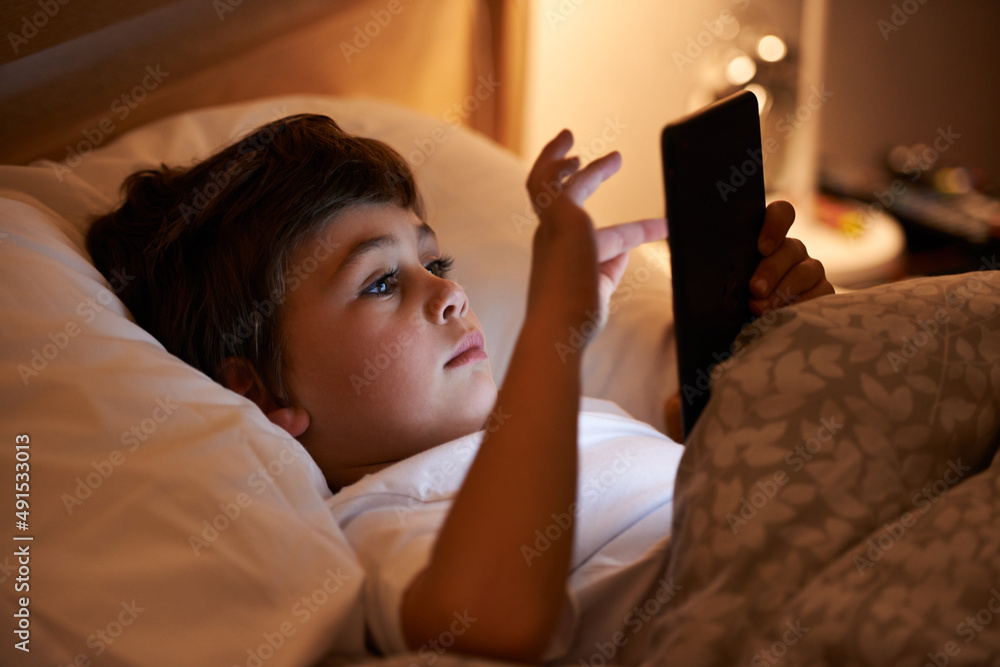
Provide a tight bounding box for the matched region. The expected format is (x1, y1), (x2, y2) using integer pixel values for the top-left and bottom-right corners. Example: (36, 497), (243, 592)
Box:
(445, 331), (488, 368)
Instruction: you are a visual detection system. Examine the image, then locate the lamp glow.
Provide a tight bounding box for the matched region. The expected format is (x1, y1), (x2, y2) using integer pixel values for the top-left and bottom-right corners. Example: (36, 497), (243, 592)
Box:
(725, 53), (756, 85)
(757, 35), (787, 62)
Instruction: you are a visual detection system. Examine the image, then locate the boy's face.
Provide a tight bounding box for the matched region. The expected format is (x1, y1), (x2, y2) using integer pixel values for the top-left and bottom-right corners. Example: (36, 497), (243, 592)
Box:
(279, 203), (497, 488)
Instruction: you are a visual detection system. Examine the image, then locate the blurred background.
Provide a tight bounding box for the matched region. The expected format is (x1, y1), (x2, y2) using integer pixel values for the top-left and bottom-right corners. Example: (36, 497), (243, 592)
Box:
(515, 0), (1000, 285)
(2, 0), (998, 285)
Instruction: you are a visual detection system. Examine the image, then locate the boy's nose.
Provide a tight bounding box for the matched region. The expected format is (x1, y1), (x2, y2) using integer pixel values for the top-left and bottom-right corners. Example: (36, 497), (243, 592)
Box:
(426, 279), (469, 323)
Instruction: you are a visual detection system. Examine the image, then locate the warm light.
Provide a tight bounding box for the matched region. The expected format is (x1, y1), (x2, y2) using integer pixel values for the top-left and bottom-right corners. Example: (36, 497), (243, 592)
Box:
(719, 17), (741, 41)
(757, 35), (787, 62)
(934, 167), (972, 194)
(725, 52), (756, 85)
(743, 83), (769, 114)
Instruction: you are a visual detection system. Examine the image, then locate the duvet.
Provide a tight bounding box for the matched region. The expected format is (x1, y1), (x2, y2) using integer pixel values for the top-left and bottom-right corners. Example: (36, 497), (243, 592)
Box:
(643, 268), (1000, 666)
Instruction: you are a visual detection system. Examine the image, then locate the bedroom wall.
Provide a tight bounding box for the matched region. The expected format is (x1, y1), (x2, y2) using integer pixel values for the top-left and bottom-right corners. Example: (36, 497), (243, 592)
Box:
(819, 0), (1000, 191)
(516, 0), (999, 230)
(519, 0), (778, 226)
(0, 0), (491, 164)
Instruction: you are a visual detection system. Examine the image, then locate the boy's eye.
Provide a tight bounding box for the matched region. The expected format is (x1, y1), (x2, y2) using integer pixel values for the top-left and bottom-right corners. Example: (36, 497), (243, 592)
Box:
(362, 269), (398, 296)
(360, 256), (453, 297)
(425, 255), (454, 278)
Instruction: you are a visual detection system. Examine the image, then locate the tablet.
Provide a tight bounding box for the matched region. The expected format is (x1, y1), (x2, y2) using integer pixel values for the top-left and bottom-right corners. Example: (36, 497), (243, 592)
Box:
(661, 90), (766, 440)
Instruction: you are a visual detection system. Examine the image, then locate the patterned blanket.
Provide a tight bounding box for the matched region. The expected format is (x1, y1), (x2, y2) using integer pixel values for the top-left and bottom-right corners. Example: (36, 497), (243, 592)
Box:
(645, 269), (1000, 666)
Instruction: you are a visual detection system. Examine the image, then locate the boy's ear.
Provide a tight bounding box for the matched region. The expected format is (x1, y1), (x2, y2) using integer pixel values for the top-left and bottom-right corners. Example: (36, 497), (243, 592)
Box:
(218, 357), (310, 438)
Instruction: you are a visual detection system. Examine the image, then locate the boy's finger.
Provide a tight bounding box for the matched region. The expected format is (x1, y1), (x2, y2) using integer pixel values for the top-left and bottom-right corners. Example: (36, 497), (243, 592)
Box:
(539, 128), (574, 161)
(749, 237), (808, 298)
(564, 151), (622, 204)
(758, 200), (796, 257)
(594, 218), (666, 263)
(554, 156), (582, 180)
(528, 129), (574, 185)
(749, 257), (830, 314)
(598, 252), (631, 294)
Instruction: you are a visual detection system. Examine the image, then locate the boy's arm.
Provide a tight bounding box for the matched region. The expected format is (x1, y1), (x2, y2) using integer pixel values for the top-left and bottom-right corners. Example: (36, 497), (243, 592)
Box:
(402, 315), (582, 660)
(400, 131), (635, 662)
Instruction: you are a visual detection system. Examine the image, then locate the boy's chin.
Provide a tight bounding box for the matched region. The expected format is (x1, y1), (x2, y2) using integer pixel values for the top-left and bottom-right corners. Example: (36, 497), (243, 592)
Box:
(448, 384), (500, 438)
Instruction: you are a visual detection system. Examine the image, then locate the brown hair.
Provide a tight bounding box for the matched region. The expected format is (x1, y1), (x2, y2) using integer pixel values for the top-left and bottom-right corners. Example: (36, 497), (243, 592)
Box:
(86, 113), (423, 403)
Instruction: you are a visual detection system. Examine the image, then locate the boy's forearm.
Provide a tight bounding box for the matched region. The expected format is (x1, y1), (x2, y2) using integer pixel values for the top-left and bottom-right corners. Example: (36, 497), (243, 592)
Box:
(402, 315), (581, 662)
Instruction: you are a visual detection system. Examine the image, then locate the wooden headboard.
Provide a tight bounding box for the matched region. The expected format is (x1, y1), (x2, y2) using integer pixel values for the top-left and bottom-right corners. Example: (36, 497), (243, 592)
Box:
(0, 0), (526, 165)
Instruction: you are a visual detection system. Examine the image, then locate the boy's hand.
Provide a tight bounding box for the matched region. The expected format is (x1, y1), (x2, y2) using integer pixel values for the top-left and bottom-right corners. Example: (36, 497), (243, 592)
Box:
(749, 200), (834, 315)
(593, 216), (668, 316)
(525, 129), (614, 338)
(666, 200), (834, 442)
(526, 130), (666, 343)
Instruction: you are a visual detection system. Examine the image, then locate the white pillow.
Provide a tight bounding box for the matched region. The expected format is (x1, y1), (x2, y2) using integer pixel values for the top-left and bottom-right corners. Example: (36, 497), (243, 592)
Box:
(0, 192), (367, 666)
(0, 95), (677, 665)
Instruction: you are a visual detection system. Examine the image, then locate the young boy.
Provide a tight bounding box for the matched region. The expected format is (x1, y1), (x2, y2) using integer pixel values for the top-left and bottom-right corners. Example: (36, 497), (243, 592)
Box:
(87, 114), (832, 664)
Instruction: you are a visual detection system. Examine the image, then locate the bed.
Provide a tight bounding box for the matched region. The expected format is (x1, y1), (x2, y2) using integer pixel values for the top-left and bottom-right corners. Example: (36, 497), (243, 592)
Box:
(2, 2), (999, 666)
